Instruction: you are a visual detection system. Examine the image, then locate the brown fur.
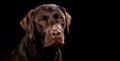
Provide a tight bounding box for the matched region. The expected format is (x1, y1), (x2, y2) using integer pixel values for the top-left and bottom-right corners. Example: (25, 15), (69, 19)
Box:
(11, 4), (71, 61)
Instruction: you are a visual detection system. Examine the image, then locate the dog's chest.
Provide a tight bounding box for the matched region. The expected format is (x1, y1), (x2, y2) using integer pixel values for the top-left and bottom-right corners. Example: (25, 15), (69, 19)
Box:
(21, 43), (60, 61)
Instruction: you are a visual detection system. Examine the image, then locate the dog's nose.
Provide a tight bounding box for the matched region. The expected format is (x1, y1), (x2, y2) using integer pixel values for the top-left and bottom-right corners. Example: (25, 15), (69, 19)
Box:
(50, 29), (61, 37)
(50, 24), (62, 37)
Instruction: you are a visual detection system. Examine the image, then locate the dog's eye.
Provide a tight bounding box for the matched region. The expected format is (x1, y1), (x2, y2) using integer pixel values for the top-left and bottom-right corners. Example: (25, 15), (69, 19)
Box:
(42, 16), (48, 20)
(53, 13), (59, 19)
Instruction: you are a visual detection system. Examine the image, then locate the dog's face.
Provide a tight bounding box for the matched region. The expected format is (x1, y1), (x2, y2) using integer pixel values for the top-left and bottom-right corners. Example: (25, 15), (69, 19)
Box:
(20, 4), (71, 47)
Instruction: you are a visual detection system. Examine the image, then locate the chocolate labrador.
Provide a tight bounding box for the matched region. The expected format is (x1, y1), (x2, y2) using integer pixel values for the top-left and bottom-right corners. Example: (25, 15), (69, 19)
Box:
(11, 4), (71, 61)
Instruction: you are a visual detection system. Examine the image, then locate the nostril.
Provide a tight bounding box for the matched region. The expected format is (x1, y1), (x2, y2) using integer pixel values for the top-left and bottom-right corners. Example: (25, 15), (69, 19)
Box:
(51, 32), (61, 36)
(57, 32), (61, 35)
(52, 33), (56, 36)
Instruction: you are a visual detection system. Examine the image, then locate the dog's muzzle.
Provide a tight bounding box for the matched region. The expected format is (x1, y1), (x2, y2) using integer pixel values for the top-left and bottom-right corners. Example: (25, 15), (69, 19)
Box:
(44, 24), (64, 47)
(50, 24), (64, 45)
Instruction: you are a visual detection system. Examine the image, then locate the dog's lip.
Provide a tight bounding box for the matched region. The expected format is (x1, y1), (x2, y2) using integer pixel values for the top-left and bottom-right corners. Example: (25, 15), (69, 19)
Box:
(51, 36), (60, 40)
(54, 39), (64, 46)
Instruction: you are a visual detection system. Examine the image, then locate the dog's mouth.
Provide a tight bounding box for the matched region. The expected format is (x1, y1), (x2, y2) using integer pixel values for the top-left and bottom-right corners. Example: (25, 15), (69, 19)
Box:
(51, 36), (64, 45)
(43, 34), (64, 47)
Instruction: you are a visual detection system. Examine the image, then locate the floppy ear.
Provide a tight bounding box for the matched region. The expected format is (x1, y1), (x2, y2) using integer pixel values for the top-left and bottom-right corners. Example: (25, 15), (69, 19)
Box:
(20, 10), (34, 38)
(60, 7), (72, 34)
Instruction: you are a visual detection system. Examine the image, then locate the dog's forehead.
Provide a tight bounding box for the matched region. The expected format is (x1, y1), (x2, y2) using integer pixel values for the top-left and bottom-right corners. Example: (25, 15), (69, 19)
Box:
(34, 4), (65, 19)
(35, 4), (59, 11)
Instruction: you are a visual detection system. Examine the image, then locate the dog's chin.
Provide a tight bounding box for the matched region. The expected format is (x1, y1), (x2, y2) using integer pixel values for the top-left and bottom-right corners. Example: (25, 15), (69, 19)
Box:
(44, 39), (64, 48)
(43, 35), (64, 47)
(44, 44), (61, 53)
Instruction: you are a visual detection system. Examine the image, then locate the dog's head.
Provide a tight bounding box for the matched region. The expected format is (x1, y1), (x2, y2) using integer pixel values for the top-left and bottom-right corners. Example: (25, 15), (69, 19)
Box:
(20, 4), (71, 47)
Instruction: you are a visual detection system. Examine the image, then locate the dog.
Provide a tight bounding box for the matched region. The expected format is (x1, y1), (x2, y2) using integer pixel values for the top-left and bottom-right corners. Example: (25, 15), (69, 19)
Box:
(11, 4), (71, 61)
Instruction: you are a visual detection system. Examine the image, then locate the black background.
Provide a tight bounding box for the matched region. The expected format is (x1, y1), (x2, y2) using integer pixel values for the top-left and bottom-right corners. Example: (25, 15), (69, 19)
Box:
(0, 0), (88, 61)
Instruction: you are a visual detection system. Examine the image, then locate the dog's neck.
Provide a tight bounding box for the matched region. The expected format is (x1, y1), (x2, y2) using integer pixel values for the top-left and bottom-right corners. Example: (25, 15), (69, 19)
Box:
(20, 34), (60, 61)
